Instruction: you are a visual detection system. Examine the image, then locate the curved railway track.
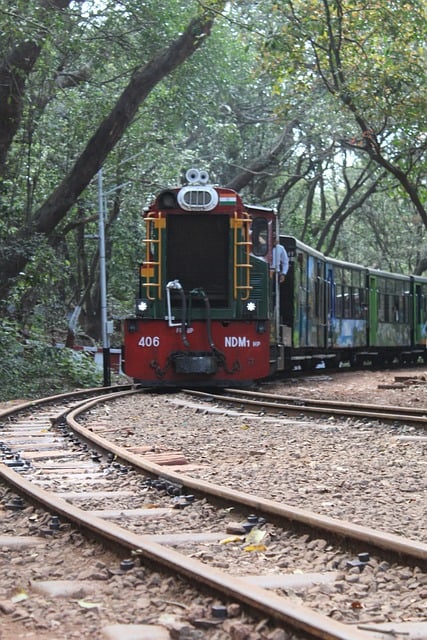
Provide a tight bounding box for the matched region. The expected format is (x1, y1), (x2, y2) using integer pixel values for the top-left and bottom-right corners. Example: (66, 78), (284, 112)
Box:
(182, 388), (427, 427)
(0, 387), (426, 640)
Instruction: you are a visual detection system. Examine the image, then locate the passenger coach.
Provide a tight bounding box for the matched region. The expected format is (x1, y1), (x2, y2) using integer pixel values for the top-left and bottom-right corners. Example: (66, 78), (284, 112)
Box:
(280, 236), (427, 370)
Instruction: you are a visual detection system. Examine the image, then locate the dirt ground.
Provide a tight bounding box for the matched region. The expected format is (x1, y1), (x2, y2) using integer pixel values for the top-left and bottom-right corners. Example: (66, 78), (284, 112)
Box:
(268, 365), (427, 409)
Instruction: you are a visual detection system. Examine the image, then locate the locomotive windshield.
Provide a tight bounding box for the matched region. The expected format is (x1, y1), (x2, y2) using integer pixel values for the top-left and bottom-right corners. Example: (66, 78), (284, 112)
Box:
(166, 214), (229, 307)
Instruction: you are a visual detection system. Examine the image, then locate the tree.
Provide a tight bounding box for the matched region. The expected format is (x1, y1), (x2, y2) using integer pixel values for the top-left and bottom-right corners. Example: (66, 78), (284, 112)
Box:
(0, 0), (226, 303)
(259, 0), (426, 221)
(2, 0), (426, 346)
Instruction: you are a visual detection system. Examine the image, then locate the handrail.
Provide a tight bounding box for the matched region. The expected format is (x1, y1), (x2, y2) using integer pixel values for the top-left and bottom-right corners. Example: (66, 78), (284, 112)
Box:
(232, 212), (252, 300)
(141, 213), (164, 300)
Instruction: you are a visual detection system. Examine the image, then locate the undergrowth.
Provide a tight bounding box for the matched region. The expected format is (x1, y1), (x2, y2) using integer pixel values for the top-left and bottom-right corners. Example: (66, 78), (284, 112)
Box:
(0, 321), (103, 401)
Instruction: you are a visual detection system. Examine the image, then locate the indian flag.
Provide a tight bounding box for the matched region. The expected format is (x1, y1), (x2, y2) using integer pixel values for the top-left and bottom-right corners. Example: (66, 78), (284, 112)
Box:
(219, 194), (236, 206)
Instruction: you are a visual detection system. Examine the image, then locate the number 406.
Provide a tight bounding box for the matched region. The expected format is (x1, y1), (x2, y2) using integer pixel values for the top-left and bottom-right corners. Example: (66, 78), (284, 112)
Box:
(138, 336), (160, 347)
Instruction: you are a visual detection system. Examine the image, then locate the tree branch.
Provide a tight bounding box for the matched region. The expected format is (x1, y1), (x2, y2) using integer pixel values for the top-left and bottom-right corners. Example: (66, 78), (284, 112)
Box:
(225, 119), (299, 192)
(34, 11), (219, 234)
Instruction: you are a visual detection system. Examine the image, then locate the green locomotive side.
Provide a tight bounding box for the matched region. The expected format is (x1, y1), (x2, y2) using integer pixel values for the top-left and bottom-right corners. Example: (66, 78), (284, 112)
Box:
(138, 207), (270, 323)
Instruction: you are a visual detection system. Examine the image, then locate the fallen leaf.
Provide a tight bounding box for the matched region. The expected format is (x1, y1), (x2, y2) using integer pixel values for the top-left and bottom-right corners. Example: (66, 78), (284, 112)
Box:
(244, 544), (267, 552)
(245, 528), (266, 545)
(11, 590), (28, 603)
(77, 599), (101, 610)
(220, 535), (243, 544)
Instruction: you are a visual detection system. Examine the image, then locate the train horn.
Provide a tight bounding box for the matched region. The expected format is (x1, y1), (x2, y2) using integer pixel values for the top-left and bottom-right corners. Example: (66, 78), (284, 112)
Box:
(199, 170), (209, 184)
(186, 168), (200, 184)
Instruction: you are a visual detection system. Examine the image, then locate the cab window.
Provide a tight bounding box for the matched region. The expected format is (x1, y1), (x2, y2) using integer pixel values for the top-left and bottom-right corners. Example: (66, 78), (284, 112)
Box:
(251, 218), (268, 257)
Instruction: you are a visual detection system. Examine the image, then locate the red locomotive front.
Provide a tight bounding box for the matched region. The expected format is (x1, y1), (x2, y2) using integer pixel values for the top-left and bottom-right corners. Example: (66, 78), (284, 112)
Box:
(122, 170), (276, 386)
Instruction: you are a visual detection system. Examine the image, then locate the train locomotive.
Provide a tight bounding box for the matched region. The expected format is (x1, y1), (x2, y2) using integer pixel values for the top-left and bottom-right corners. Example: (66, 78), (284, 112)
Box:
(122, 170), (427, 386)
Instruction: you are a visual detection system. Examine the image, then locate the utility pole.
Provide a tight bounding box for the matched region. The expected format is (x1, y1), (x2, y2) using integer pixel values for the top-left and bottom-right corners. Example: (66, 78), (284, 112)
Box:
(96, 151), (144, 386)
(97, 169), (111, 387)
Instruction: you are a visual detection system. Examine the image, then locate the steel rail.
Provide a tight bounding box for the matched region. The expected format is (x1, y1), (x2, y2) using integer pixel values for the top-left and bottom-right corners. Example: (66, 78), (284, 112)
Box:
(0, 384), (137, 420)
(63, 395), (427, 566)
(0, 462), (374, 640)
(0, 390), (425, 639)
(225, 388), (427, 419)
(182, 389), (427, 426)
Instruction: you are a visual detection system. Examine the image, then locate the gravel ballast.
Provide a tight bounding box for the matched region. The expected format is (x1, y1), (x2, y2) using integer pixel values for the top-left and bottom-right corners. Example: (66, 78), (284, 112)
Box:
(0, 367), (425, 639)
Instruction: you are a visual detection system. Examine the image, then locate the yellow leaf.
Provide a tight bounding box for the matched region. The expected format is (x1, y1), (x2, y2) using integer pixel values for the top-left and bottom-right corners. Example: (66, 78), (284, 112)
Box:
(220, 535), (243, 544)
(244, 544), (267, 552)
(77, 600), (101, 609)
(11, 589), (28, 603)
(245, 528), (266, 545)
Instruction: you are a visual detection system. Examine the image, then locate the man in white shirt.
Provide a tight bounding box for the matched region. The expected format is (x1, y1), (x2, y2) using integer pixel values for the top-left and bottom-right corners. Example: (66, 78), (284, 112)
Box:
(271, 238), (289, 283)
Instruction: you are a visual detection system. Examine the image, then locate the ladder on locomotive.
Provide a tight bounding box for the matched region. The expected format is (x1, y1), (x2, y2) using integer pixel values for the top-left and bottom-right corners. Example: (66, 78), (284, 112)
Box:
(232, 212), (252, 301)
(141, 213), (163, 300)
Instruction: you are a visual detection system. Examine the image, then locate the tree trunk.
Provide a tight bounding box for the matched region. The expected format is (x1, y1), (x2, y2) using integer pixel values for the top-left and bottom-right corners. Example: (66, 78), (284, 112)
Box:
(415, 255), (427, 276)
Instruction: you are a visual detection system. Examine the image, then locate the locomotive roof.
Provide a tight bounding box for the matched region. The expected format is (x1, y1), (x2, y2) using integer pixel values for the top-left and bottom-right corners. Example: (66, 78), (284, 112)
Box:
(245, 203), (276, 215)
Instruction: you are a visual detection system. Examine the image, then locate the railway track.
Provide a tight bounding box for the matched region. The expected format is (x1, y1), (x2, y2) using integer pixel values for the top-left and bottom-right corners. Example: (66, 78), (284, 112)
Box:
(0, 388), (426, 640)
(182, 387), (427, 427)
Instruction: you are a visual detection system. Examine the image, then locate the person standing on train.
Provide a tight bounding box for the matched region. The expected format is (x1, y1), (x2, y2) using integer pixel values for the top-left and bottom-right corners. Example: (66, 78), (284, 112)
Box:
(271, 237), (289, 282)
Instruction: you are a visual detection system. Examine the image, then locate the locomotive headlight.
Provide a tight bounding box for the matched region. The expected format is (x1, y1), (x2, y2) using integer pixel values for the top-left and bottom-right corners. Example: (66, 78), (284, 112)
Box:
(244, 300), (257, 314)
(136, 298), (149, 317)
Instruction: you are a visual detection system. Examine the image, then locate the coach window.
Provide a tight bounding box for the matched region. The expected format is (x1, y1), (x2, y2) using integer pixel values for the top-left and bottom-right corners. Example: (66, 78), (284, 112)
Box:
(403, 289), (410, 323)
(342, 285), (351, 318)
(378, 278), (386, 322)
(358, 287), (367, 317)
(386, 279), (397, 322)
(314, 260), (322, 317)
(351, 271), (361, 317)
(403, 283), (410, 323)
(391, 296), (400, 322)
(395, 281), (408, 323)
(334, 267), (344, 318)
(383, 280), (390, 322)
(341, 269), (350, 318)
(402, 295), (408, 323)
(251, 218), (268, 257)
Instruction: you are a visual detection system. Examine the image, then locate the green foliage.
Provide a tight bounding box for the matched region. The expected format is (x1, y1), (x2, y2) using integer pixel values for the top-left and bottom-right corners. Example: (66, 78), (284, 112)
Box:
(0, 321), (102, 401)
(258, 0), (426, 162)
(1, 0), (426, 356)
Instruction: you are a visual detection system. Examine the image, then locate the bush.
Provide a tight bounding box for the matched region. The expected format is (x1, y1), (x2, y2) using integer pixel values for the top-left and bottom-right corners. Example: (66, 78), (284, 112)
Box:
(0, 322), (102, 401)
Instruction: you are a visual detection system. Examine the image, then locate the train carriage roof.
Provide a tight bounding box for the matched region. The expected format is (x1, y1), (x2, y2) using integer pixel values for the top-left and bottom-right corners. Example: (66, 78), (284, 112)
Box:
(281, 235), (328, 262)
(280, 236), (427, 283)
(366, 267), (412, 281)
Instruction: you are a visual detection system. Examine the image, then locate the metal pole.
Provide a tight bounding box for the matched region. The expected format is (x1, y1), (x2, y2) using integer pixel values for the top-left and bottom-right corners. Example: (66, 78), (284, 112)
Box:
(98, 169), (111, 386)
(96, 154), (142, 385)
